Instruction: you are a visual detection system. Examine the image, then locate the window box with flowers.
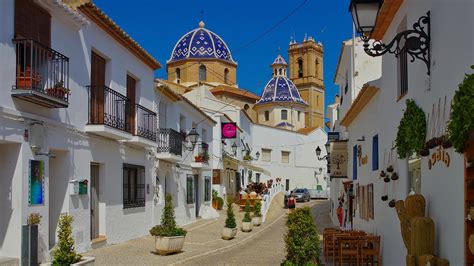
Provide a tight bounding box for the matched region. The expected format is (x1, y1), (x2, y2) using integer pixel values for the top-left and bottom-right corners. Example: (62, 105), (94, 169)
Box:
(195, 143), (210, 163)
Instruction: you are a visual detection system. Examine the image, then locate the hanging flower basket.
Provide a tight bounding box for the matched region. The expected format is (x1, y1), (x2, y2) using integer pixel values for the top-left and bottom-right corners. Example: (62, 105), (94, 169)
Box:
(395, 99), (427, 159)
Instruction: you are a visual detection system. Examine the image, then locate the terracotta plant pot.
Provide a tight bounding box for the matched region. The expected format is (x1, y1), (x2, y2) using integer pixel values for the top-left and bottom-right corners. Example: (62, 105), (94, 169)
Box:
(381, 195), (388, 201)
(391, 172), (399, 181)
(379, 171), (386, 178)
(384, 177), (390, 183)
(388, 199), (396, 208)
(154, 235), (185, 255)
(252, 216), (262, 226)
(241, 222), (253, 232)
(222, 227), (238, 240)
(387, 165), (394, 173)
(212, 199), (218, 209)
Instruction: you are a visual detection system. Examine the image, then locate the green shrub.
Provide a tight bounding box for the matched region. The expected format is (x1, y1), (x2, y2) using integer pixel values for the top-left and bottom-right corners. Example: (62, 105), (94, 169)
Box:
(448, 66), (474, 153)
(225, 197), (237, 229)
(212, 189), (219, 199)
(395, 99), (426, 159)
(51, 214), (82, 265)
(283, 207), (320, 265)
(242, 199), (252, 223)
(150, 194), (187, 237)
(217, 197), (224, 210)
(254, 200), (262, 217)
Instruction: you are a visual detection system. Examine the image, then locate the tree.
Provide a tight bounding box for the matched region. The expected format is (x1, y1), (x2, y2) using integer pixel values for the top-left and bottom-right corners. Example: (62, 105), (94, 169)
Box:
(225, 197), (237, 228)
(51, 214), (82, 265)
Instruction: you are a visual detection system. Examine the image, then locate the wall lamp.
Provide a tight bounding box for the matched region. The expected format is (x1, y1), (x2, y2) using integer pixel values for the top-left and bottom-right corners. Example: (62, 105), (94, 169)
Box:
(349, 0), (430, 75)
(184, 127), (199, 151)
(315, 142), (330, 161)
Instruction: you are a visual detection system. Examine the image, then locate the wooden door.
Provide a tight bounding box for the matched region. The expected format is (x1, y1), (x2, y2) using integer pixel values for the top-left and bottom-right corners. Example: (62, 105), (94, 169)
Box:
(90, 163), (100, 240)
(465, 141), (474, 264)
(126, 75), (136, 134)
(90, 52), (106, 124)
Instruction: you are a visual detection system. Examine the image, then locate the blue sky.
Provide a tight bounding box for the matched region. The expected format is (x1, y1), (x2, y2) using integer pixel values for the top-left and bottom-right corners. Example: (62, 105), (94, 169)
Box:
(94, 0), (353, 115)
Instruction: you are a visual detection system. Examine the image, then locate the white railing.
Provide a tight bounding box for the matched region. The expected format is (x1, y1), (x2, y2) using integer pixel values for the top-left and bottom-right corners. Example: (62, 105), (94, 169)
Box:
(261, 183), (285, 223)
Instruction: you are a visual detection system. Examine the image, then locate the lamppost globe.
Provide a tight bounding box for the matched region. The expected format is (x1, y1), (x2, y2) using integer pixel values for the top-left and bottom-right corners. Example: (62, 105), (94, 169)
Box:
(187, 128), (199, 149)
(255, 151), (260, 160)
(325, 142), (330, 154)
(349, 0), (382, 37)
(315, 146), (322, 157)
(231, 142), (238, 154)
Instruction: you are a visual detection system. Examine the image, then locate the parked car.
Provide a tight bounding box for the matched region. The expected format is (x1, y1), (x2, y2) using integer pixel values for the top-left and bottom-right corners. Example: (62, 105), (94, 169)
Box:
(294, 188), (311, 202)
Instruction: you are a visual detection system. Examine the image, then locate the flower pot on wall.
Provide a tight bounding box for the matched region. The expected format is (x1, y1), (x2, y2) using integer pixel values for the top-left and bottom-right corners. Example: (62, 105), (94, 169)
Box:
(252, 217), (262, 226)
(222, 227), (238, 240)
(155, 236), (185, 255)
(241, 222), (253, 232)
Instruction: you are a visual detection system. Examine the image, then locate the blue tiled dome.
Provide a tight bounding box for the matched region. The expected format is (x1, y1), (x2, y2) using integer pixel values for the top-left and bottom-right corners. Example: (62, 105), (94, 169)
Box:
(168, 21), (236, 64)
(256, 55), (307, 106)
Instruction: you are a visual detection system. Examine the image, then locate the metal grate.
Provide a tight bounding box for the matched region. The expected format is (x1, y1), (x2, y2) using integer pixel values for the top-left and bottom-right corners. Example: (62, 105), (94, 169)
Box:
(135, 104), (157, 142)
(157, 128), (182, 156)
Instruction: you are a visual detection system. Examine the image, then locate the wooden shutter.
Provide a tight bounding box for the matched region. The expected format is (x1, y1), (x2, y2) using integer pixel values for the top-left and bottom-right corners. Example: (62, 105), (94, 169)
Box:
(126, 75), (136, 134)
(15, 0), (51, 46)
(90, 52), (106, 124)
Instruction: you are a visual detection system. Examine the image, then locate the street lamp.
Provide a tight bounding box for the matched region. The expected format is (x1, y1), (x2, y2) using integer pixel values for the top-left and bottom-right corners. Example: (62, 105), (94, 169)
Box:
(185, 128), (199, 151)
(316, 146), (329, 161)
(255, 151), (260, 160)
(349, 0), (431, 74)
(231, 142), (238, 156)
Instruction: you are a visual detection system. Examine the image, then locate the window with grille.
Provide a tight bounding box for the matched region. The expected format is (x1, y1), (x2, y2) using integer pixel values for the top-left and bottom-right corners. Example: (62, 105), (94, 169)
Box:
(186, 175), (194, 204)
(281, 110), (288, 120)
(281, 151), (290, 164)
(204, 176), (211, 201)
(123, 164), (145, 208)
(262, 148), (271, 162)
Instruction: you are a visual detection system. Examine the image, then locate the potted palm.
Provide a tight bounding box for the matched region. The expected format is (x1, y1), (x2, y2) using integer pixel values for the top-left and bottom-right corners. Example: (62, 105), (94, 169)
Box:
(252, 200), (262, 226)
(241, 199), (253, 232)
(222, 197), (238, 240)
(150, 194), (187, 255)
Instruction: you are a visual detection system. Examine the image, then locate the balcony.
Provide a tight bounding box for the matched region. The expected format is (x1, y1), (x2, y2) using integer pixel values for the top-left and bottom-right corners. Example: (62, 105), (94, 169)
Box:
(156, 128), (182, 162)
(127, 104), (157, 147)
(11, 39), (70, 108)
(191, 142), (210, 169)
(85, 85), (132, 140)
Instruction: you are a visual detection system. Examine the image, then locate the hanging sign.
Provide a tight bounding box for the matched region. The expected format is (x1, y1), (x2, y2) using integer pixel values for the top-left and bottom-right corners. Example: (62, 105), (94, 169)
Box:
(328, 132), (340, 141)
(428, 146), (450, 170)
(212, 169), (221, 184)
(221, 122), (237, 139)
(330, 140), (348, 178)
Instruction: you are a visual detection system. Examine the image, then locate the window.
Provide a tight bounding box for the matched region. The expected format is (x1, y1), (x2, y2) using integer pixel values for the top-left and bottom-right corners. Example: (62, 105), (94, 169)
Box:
(398, 17), (408, 98)
(179, 115), (186, 132)
(297, 58), (303, 78)
(262, 149), (271, 162)
(315, 59), (319, 76)
(204, 176), (211, 201)
(244, 104), (250, 111)
(264, 111), (270, 121)
(274, 69), (277, 76)
(281, 110), (288, 120)
(278, 69), (282, 75)
(176, 68), (181, 80)
(199, 65), (206, 81)
(224, 68), (229, 84)
(256, 173), (261, 183)
(123, 164), (145, 208)
(297, 111), (301, 121)
(281, 151), (290, 164)
(186, 175), (194, 204)
(372, 135), (379, 171)
(353, 145), (358, 180)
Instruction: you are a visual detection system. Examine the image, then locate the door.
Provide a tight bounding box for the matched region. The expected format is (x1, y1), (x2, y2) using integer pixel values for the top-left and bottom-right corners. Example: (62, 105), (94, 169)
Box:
(235, 172), (240, 194)
(126, 75), (136, 134)
(286, 179), (290, 191)
(194, 175), (200, 218)
(90, 52), (106, 124)
(90, 163), (100, 240)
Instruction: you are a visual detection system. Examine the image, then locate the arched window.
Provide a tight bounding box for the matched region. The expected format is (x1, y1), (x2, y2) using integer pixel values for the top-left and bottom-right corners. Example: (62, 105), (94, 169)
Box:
(281, 109), (288, 120)
(176, 68), (181, 80)
(244, 104), (249, 111)
(199, 65), (206, 81)
(298, 58), (303, 78)
(264, 111), (270, 121)
(224, 68), (229, 84)
(297, 111), (301, 121)
(274, 69), (277, 76)
(278, 68), (282, 75)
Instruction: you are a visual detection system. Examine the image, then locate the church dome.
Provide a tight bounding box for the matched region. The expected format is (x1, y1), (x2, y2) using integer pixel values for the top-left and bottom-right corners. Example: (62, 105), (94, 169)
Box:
(168, 21), (236, 64)
(256, 55), (307, 106)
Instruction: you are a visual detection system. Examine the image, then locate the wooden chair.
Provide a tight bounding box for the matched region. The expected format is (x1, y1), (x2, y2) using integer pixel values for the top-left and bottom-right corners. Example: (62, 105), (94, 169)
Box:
(361, 235), (381, 265)
(338, 236), (362, 266)
(331, 233), (351, 265)
(323, 229), (341, 261)
(239, 194), (248, 210)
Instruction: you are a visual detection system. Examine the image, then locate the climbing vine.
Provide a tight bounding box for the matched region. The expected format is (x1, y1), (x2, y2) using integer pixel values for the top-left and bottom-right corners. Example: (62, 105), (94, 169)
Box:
(447, 66), (474, 153)
(395, 99), (427, 159)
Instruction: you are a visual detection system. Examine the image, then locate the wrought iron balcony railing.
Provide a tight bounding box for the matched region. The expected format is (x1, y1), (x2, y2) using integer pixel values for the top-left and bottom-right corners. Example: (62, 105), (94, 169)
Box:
(135, 104), (157, 142)
(13, 39), (70, 106)
(157, 128), (182, 156)
(87, 85), (131, 133)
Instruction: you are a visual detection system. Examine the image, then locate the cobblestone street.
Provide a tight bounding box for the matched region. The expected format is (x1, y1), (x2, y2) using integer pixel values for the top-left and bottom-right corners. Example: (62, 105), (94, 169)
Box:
(83, 195), (332, 265)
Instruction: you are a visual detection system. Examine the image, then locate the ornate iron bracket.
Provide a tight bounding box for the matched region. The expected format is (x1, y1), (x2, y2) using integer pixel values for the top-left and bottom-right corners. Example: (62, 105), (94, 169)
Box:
(362, 12), (431, 75)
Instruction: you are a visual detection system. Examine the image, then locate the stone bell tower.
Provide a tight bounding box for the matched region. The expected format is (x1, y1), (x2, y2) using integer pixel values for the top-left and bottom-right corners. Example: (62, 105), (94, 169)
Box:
(288, 37), (324, 128)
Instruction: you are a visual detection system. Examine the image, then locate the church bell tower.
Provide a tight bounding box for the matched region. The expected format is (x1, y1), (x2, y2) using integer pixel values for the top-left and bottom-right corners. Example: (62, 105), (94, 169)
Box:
(288, 37), (324, 128)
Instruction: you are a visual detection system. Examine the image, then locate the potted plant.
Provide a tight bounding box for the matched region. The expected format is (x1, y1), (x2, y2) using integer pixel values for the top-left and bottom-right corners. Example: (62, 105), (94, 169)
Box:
(46, 81), (70, 99)
(211, 189), (219, 209)
(241, 199), (253, 232)
(150, 194), (187, 255)
(17, 67), (42, 89)
(222, 197), (238, 240)
(50, 213), (95, 265)
(395, 99), (427, 159)
(217, 197), (224, 210)
(252, 200), (262, 226)
(22, 213), (42, 265)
